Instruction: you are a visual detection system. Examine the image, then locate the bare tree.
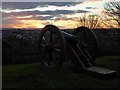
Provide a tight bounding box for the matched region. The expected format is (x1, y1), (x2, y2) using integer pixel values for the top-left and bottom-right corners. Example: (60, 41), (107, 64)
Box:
(104, 1), (120, 27)
(76, 14), (103, 29)
(88, 15), (100, 28)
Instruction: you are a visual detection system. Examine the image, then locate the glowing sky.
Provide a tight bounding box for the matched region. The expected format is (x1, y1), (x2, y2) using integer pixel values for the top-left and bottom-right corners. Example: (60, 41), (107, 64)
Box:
(1, 0), (118, 29)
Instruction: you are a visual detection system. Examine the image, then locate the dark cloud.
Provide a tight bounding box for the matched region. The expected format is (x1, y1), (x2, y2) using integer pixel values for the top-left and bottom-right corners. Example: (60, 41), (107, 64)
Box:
(76, 10), (89, 13)
(2, 9), (89, 16)
(2, 10), (74, 18)
(91, 0), (103, 1)
(86, 7), (97, 9)
(2, 9), (89, 20)
(36, 16), (54, 20)
(2, 2), (40, 9)
(2, 2), (80, 9)
(54, 17), (75, 20)
(2, 18), (22, 25)
(42, 10), (74, 15)
(39, 2), (80, 6)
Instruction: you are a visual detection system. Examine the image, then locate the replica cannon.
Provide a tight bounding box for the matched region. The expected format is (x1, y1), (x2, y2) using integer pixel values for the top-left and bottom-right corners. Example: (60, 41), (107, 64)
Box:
(38, 25), (117, 76)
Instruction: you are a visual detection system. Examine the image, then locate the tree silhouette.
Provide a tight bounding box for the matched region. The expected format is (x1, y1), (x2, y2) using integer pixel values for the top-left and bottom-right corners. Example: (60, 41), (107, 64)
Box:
(104, 1), (120, 27)
(76, 14), (103, 29)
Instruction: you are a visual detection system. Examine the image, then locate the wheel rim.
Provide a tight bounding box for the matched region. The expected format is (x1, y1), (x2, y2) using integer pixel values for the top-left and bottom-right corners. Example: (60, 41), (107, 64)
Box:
(72, 26), (98, 64)
(38, 25), (66, 68)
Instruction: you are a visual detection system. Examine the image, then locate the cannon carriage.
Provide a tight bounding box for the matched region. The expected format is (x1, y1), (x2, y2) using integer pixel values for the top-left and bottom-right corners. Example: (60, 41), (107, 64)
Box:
(38, 25), (117, 76)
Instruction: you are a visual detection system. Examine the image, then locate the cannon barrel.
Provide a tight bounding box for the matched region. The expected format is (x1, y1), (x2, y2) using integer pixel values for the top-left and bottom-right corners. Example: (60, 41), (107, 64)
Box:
(60, 31), (77, 42)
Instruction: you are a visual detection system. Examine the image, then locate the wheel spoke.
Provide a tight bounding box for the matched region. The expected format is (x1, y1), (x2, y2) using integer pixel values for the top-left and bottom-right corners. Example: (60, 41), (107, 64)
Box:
(53, 45), (61, 52)
(54, 48), (61, 52)
(49, 30), (53, 44)
(41, 44), (46, 47)
(47, 51), (53, 67)
(77, 41), (92, 58)
(42, 36), (46, 41)
(84, 48), (92, 58)
(42, 36), (48, 45)
(50, 52), (58, 68)
(51, 37), (59, 46)
(40, 50), (48, 61)
(41, 51), (53, 67)
(43, 54), (49, 67)
(45, 31), (50, 44)
(52, 52), (57, 64)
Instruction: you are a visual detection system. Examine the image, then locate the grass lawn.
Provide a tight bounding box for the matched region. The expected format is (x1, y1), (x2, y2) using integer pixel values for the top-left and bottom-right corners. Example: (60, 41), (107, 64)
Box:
(2, 56), (120, 88)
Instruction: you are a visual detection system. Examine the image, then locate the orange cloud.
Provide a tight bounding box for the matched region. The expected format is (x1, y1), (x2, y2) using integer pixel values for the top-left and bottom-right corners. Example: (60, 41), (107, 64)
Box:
(51, 20), (78, 29)
(2, 20), (46, 28)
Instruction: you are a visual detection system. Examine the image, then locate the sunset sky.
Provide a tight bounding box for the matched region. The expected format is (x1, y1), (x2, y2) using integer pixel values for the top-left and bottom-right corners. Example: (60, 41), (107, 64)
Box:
(1, 0), (119, 29)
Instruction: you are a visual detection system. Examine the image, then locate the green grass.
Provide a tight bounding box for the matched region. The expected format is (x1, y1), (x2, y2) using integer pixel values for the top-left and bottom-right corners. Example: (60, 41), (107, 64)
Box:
(2, 56), (120, 88)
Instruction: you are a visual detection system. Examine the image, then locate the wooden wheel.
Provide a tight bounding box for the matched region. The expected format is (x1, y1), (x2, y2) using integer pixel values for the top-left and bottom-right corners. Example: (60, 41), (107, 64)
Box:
(72, 26), (98, 65)
(38, 25), (66, 68)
